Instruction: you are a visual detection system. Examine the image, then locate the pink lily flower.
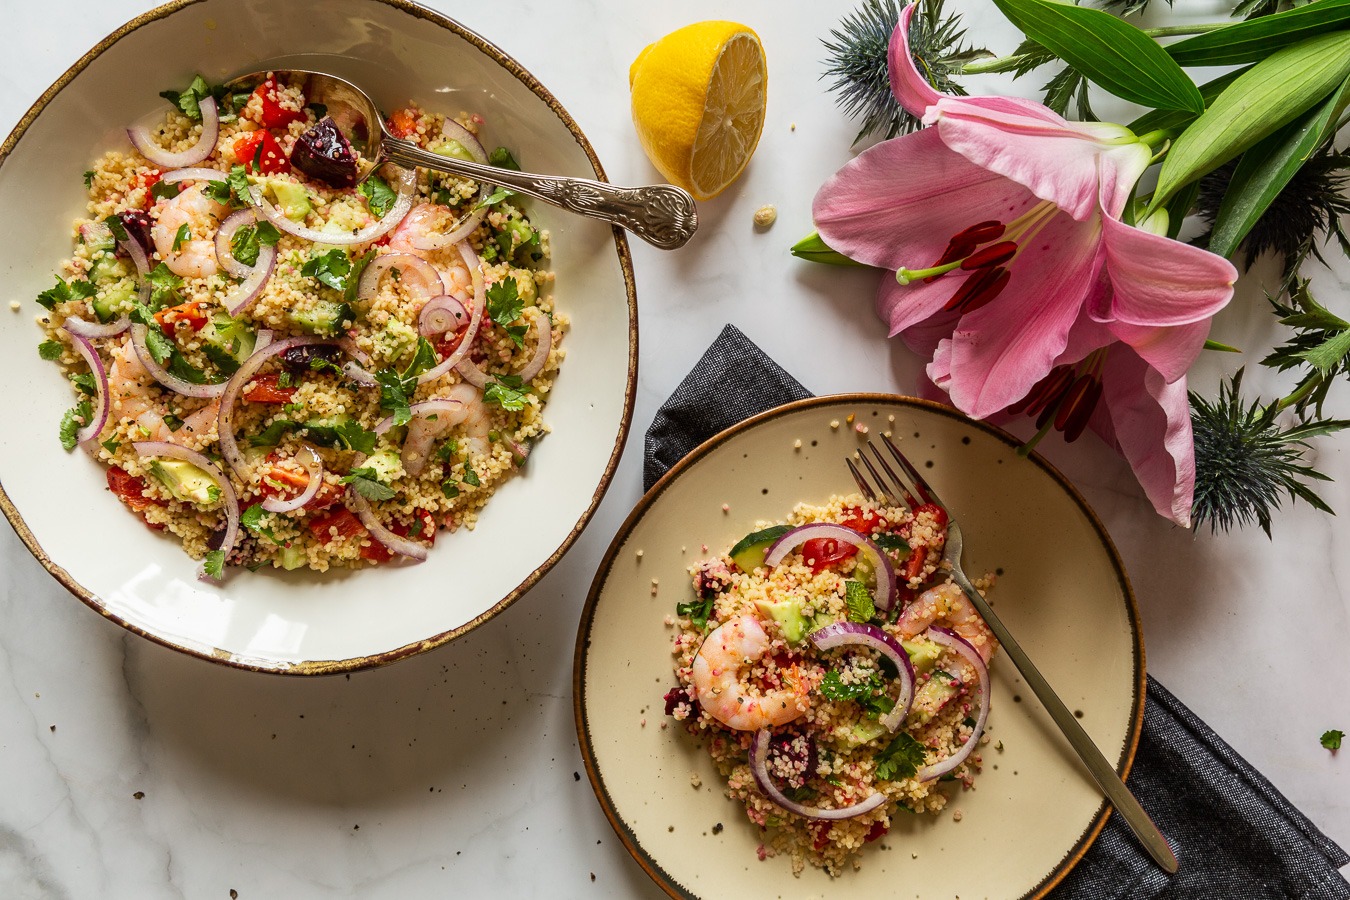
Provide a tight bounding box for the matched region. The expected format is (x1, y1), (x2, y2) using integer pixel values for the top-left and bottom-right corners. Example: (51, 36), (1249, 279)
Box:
(811, 2), (1237, 524)
(813, 2), (1235, 418)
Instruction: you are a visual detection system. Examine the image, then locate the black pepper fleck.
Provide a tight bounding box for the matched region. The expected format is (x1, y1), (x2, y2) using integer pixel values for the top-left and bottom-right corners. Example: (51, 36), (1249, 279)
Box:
(573, 772), (581, 781)
(133, 791), (145, 800)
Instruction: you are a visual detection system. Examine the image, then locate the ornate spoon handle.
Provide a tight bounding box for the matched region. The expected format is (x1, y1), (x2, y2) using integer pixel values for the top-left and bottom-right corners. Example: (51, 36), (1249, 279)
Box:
(383, 139), (698, 250)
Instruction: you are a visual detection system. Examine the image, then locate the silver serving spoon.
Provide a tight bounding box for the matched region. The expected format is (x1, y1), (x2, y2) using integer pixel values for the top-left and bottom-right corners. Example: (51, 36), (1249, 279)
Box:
(224, 69), (698, 250)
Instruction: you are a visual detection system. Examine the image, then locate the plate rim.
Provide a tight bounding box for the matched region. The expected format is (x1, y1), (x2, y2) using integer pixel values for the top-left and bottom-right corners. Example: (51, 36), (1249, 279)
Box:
(0, 0), (639, 676)
(572, 392), (1146, 899)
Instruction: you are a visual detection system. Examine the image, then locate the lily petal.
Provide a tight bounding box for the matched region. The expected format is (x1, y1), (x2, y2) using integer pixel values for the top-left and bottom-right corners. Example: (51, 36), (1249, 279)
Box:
(929, 98), (1151, 221)
(1101, 214), (1238, 326)
(1108, 319), (1210, 384)
(1098, 347), (1195, 526)
(876, 276), (964, 355)
(813, 127), (1038, 270)
(939, 212), (1105, 418)
(888, 3), (940, 117)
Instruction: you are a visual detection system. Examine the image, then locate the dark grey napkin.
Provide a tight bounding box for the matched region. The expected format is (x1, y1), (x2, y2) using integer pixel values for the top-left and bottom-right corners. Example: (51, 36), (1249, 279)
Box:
(645, 324), (1350, 900)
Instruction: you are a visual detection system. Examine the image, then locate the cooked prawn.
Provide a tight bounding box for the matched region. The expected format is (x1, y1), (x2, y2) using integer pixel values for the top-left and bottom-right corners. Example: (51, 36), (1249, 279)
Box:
(151, 183), (229, 278)
(388, 203), (475, 299)
(691, 616), (808, 731)
(896, 582), (997, 662)
(106, 336), (219, 447)
(401, 382), (491, 474)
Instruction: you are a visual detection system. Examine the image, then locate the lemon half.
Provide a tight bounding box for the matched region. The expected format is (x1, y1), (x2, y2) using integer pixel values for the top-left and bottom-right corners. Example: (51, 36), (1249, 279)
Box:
(629, 22), (767, 201)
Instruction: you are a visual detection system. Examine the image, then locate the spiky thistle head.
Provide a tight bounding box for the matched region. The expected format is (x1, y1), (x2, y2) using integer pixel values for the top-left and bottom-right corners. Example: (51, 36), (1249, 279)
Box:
(1190, 369), (1347, 535)
(1195, 150), (1350, 274)
(821, 0), (985, 145)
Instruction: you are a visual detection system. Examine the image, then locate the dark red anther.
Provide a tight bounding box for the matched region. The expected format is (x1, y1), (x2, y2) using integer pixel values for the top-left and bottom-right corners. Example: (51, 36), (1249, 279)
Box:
(958, 267), (1009, 313)
(926, 238), (979, 277)
(1056, 374), (1103, 442)
(960, 240), (1018, 270)
(950, 220), (1006, 245)
(942, 267), (1005, 312)
(1013, 366), (1075, 418)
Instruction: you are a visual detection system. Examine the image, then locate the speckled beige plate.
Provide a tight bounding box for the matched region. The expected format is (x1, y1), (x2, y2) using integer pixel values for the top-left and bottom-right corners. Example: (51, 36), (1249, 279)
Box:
(574, 394), (1144, 900)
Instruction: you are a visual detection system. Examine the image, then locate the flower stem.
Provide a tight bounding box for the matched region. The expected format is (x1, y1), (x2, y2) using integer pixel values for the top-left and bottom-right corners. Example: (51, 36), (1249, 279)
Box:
(1274, 374), (1324, 413)
(1017, 418), (1056, 458)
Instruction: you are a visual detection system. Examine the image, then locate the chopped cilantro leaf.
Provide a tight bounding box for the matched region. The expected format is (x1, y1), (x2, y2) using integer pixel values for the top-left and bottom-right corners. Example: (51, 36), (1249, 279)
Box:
(875, 732), (927, 781)
(489, 147), (520, 170)
(160, 75), (212, 121)
(229, 222), (280, 267)
(101, 437), (121, 454)
(475, 186), (514, 210)
(441, 482), (460, 499)
(1323, 730), (1344, 751)
(146, 262), (184, 308)
(358, 175), (397, 218)
(162, 413), (184, 432)
(818, 670), (883, 703)
(502, 323), (528, 349)
(206, 165), (251, 208)
(248, 419), (299, 448)
(487, 279), (525, 325)
(462, 467), (480, 487)
(36, 275), (96, 311)
(143, 327), (175, 366)
(103, 215), (130, 243)
(874, 533), (910, 552)
(171, 223), (191, 252)
(339, 467), (396, 501)
(844, 580), (876, 623)
(240, 503), (284, 544)
(334, 420), (377, 455)
(83, 170), (95, 189)
(202, 548), (226, 580)
(675, 595), (715, 630)
(151, 180), (183, 201)
(59, 399), (93, 451)
(302, 248), (356, 293)
(70, 372), (96, 396)
(484, 374), (529, 411)
(38, 341), (63, 361)
(345, 250), (374, 304)
(406, 516), (424, 539)
(375, 369), (412, 426)
(168, 353), (212, 385)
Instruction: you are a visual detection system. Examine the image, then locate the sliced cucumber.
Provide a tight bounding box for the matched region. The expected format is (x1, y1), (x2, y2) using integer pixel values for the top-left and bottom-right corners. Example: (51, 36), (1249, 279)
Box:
(729, 524), (791, 572)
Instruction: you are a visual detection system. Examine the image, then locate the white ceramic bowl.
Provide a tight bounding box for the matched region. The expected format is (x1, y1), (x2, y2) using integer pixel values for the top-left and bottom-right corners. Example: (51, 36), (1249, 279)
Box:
(0, 0), (636, 673)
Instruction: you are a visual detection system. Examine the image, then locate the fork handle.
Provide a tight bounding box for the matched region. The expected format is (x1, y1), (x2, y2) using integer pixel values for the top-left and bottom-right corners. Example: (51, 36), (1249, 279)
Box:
(946, 565), (1179, 875)
(382, 139), (699, 250)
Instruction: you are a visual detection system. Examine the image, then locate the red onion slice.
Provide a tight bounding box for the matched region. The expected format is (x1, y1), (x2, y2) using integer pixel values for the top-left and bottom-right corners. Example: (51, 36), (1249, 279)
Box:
(130, 323), (229, 399)
(131, 439), (239, 580)
(215, 208), (260, 279)
(346, 492), (429, 562)
(917, 627), (992, 782)
(440, 119), (488, 163)
(765, 524), (897, 612)
(414, 242), (485, 385)
(260, 444), (324, 513)
(809, 622), (915, 732)
(160, 167), (226, 186)
(418, 295), (468, 338)
(128, 96), (219, 169)
(400, 202), (488, 252)
(115, 229), (154, 307)
(61, 328), (110, 446)
(223, 244), (276, 316)
(396, 399), (467, 476)
(359, 252), (442, 303)
(749, 729), (886, 821)
(61, 314), (130, 340)
(217, 335), (342, 479)
(246, 165), (414, 246)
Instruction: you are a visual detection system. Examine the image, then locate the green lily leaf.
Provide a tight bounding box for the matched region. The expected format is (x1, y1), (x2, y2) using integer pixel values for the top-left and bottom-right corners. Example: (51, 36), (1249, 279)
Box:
(790, 231), (866, 267)
(1153, 31), (1350, 208)
(1167, 0), (1350, 67)
(1209, 75), (1350, 259)
(1164, 181), (1201, 240)
(1127, 67), (1249, 137)
(992, 0), (1203, 113)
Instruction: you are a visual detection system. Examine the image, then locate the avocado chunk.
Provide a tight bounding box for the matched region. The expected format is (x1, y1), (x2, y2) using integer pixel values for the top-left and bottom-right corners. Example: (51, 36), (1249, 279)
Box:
(268, 180), (312, 222)
(287, 299), (354, 335)
(277, 543), (307, 571)
(147, 459), (221, 506)
(200, 312), (257, 371)
(730, 525), (791, 572)
(901, 637), (944, 674)
(909, 669), (964, 726)
(753, 596), (810, 644)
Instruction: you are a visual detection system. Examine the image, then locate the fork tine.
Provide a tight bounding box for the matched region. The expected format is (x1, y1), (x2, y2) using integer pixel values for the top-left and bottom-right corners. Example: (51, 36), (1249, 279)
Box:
(880, 434), (939, 507)
(846, 457), (876, 502)
(854, 451), (897, 506)
(863, 441), (921, 510)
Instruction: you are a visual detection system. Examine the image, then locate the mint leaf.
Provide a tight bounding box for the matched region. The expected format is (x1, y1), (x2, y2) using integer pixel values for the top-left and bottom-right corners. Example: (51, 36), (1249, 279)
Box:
(484, 374), (529, 411)
(462, 467), (480, 487)
(875, 732), (927, 781)
(38, 341), (63, 361)
(334, 420), (377, 455)
(339, 467), (396, 501)
(489, 147), (520, 170)
(844, 580), (876, 623)
(358, 175), (398, 218)
(1323, 729), (1345, 751)
(302, 248), (353, 293)
(874, 533), (910, 552)
(675, 595), (715, 630)
(202, 548), (226, 580)
(70, 372), (97, 396)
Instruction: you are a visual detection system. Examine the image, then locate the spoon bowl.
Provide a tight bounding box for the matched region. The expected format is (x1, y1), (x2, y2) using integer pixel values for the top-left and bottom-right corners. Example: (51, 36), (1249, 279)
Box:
(225, 69), (698, 249)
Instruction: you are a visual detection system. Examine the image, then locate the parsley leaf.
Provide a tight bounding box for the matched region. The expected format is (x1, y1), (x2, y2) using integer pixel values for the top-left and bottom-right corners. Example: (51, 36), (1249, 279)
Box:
(462, 467), (480, 487)
(38, 341), (63, 361)
(487, 279), (525, 327)
(83, 170), (95, 189)
(103, 215), (130, 243)
(675, 595), (715, 630)
(818, 670), (883, 703)
(873, 533), (910, 552)
(302, 248), (354, 293)
(171, 223), (190, 252)
(373, 338), (437, 426)
(202, 548), (226, 580)
(145, 262), (184, 308)
(339, 466), (396, 501)
(875, 732), (927, 781)
(334, 420), (377, 455)
(248, 419), (299, 448)
(151, 180), (183, 201)
(489, 147), (521, 170)
(1322, 729), (1345, 751)
(358, 175), (397, 218)
(230, 221), (281, 267)
(142, 326), (175, 366)
(484, 374), (529, 411)
(205, 165), (251, 208)
(160, 74), (212, 121)
(844, 580), (876, 623)
(36, 275), (96, 311)
(441, 481), (460, 499)
(70, 372), (97, 396)
(240, 503), (283, 544)
(59, 399), (92, 451)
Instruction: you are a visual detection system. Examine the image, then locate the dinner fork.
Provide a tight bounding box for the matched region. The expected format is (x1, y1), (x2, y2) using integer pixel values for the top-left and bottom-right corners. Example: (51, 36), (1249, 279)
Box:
(848, 436), (1179, 875)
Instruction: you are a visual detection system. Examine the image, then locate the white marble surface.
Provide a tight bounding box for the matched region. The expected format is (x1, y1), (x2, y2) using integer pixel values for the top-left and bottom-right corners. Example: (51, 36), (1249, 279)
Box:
(2, 1), (1347, 897)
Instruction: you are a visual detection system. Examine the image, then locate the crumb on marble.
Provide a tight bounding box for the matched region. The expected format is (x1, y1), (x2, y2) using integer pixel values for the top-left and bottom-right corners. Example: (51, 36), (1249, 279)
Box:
(8, 300), (19, 312)
(753, 204), (777, 228)
(830, 419), (840, 430)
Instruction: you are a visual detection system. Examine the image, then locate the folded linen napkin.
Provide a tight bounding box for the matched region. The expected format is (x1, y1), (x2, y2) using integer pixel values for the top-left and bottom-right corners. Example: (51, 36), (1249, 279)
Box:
(644, 324), (1350, 900)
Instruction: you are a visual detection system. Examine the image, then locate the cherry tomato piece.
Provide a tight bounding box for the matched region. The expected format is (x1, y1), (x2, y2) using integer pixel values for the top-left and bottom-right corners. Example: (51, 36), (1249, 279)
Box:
(233, 129), (290, 175)
(153, 300), (208, 336)
(242, 373), (298, 404)
(800, 537), (858, 575)
(254, 78), (307, 130)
